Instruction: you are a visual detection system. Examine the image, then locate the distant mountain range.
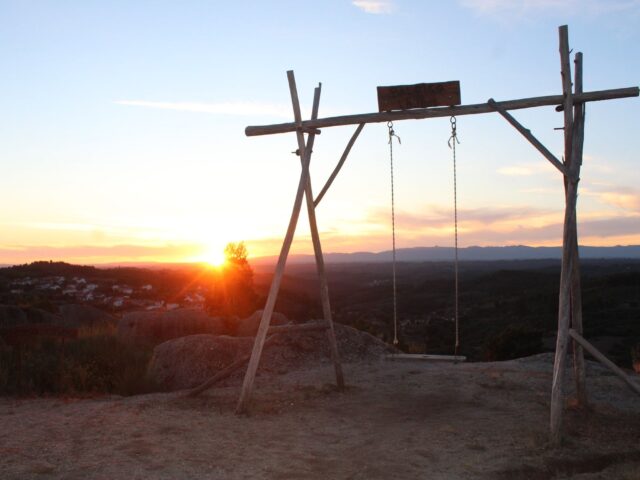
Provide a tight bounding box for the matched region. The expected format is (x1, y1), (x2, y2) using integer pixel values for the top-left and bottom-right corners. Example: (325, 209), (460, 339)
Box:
(252, 245), (640, 265)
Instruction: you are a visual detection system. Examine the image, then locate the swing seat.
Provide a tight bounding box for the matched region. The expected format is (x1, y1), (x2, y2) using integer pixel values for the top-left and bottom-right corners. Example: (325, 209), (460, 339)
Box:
(385, 353), (467, 363)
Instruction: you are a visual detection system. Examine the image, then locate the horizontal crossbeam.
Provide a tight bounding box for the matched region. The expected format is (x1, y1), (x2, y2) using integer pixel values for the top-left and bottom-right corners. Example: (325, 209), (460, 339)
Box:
(245, 87), (638, 137)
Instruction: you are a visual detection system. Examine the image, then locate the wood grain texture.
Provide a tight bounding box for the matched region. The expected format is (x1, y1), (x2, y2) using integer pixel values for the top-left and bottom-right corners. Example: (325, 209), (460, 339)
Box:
(550, 25), (576, 447)
(377, 81), (461, 111)
(245, 87), (638, 137)
(570, 51), (587, 408)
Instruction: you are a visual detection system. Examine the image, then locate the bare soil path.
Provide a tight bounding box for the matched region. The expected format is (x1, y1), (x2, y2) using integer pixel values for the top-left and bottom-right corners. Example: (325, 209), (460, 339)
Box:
(1, 354), (639, 479)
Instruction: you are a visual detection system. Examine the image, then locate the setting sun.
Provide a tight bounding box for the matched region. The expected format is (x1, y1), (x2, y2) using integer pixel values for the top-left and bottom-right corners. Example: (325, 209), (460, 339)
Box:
(202, 247), (227, 268)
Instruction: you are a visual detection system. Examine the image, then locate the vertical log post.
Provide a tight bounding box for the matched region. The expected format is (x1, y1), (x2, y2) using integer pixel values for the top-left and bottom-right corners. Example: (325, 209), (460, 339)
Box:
(235, 70), (317, 414)
(570, 52), (587, 407)
(550, 24), (576, 446)
(299, 83), (345, 389)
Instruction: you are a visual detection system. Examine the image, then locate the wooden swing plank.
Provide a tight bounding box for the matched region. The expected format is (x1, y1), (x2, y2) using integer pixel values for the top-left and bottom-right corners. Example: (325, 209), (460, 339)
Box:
(377, 81), (461, 111)
(385, 354), (467, 362)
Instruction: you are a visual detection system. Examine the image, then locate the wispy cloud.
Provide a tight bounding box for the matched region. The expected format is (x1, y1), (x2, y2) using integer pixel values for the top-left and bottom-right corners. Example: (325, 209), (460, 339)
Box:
(497, 166), (535, 176)
(582, 185), (640, 211)
(497, 161), (557, 177)
(353, 0), (395, 14)
(597, 191), (640, 211)
(115, 100), (292, 118)
(460, 0), (640, 17)
(366, 205), (557, 230)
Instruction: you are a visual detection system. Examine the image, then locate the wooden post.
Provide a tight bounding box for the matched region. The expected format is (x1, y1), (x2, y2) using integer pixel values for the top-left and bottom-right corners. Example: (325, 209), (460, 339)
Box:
(300, 85), (346, 389)
(235, 71), (317, 414)
(570, 52), (587, 407)
(550, 24), (577, 447)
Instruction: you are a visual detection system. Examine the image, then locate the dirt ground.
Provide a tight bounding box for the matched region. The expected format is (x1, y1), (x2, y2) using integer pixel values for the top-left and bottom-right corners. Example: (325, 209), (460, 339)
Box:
(1, 353), (639, 480)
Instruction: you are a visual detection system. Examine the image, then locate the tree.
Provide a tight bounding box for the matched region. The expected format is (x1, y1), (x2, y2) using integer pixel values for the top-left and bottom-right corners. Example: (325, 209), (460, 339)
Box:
(205, 242), (257, 321)
(224, 242), (249, 267)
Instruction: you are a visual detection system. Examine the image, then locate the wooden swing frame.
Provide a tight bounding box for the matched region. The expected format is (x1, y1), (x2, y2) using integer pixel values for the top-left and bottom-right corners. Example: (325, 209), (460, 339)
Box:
(233, 25), (638, 445)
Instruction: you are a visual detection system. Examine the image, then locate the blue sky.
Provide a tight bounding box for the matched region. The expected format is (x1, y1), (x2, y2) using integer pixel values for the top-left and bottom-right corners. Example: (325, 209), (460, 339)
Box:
(0, 0), (638, 264)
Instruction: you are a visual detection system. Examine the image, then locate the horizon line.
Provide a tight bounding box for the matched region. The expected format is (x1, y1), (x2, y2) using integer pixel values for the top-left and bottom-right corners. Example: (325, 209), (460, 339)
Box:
(2, 244), (639, 268)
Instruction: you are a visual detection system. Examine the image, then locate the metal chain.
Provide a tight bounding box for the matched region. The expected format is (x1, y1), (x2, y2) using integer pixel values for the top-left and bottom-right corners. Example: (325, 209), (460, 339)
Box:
(388, 121), (400, 346)
(448, 116), (460, 357)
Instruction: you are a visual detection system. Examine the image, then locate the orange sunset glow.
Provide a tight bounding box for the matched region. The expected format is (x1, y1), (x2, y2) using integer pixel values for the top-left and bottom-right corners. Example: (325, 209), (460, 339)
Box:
(2, 3), (640, 478)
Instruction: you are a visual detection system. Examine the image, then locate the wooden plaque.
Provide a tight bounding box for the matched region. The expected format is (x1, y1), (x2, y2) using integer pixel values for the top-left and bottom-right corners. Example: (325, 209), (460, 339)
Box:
(377, 81), (461, 112)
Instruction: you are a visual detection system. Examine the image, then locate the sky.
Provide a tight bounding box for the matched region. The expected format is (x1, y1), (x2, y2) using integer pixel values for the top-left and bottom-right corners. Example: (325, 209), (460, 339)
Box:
(0, 0), (639, 265)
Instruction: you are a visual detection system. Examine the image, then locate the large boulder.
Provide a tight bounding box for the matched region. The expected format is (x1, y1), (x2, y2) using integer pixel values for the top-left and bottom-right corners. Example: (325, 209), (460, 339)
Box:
(263, 323), (397, 366)
(147, 322), (397, 391)
(117, 308), (225, 346)
(235, 309), (289, 337)
(58, 304), (116, 330)
(148, 334), (253, 390)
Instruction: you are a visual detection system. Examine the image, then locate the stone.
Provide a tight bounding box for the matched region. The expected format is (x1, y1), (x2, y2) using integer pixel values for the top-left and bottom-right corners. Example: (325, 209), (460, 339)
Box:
(147, 334), (253, 390)
(147, 322), (397, 391)
(117, 308), (225, 346)
(235, 309), (289, 337)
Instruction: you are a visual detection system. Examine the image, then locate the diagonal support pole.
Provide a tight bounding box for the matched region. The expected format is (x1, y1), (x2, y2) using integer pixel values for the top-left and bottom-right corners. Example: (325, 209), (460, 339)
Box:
(569, 329), (640, 397)
(235, 71), (317, 414)
(314, 123), (365, 208)
(487, 99), (568, 177)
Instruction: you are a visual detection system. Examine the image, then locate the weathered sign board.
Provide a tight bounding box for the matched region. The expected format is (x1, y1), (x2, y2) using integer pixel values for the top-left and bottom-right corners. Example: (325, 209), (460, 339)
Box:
(377, 81), (461, 112)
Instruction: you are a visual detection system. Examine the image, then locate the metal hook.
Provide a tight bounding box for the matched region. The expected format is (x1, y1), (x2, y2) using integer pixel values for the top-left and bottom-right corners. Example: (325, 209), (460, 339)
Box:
(388, 121), (401, 145)
(448, 116), (460, 149)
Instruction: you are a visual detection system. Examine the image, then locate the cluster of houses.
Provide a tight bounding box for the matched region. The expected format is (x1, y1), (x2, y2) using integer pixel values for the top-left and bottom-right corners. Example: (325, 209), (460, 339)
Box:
(7, 275), (207, 312)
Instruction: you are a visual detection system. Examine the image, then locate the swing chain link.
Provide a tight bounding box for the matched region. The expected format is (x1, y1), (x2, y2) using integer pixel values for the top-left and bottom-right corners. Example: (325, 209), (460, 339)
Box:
(448, 116), (461, 358)
(388, 121), (399, 346)
(448, 116), (460, 149)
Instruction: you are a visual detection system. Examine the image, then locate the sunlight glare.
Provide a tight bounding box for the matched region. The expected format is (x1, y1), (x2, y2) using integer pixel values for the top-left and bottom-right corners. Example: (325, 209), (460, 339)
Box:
(200, 246), (227, 268)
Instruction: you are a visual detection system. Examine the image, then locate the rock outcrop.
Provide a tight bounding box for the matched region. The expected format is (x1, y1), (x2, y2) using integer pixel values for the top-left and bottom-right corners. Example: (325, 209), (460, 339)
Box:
(117, 308), (226, 346)
(147, 322), (397, 391)
(148, 334), (254, 390)
(235, 309), (289, 337)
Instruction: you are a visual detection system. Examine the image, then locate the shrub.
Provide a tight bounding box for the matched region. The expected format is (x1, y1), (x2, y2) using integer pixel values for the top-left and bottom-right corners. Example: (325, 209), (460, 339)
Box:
(483, 325), (544, 361)
(0, 334), (158, 396)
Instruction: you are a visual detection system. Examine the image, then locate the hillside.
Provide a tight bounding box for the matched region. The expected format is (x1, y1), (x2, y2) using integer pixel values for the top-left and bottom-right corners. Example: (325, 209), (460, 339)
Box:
(252, 245), (640, 265)
(254, 259), (640, 368)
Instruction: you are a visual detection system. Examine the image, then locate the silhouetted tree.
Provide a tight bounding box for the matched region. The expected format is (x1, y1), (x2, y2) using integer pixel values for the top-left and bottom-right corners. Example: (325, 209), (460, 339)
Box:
(205, 242), (257, 320)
